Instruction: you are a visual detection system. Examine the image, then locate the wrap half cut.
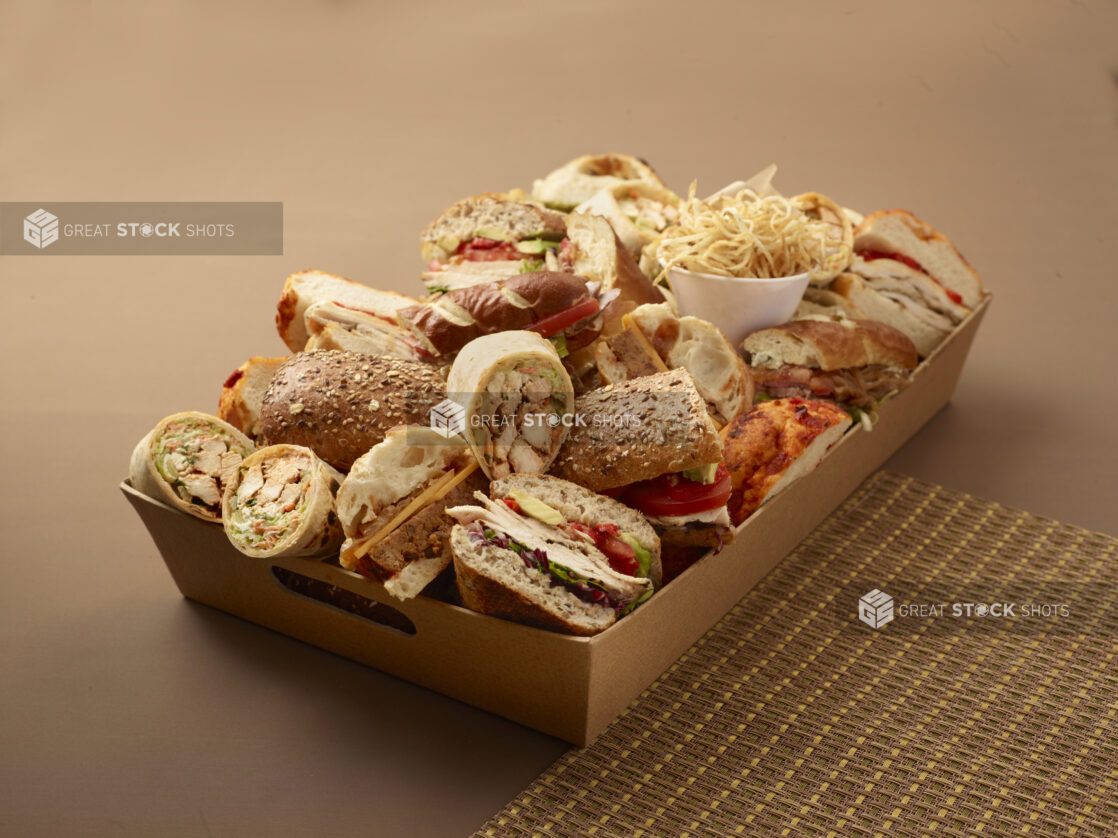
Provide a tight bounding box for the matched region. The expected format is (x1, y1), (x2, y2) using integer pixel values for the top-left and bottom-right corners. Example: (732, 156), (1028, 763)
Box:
(129, 411), (255, 522)
(446, 331), (575, 480)
(222, 444), (344, 558)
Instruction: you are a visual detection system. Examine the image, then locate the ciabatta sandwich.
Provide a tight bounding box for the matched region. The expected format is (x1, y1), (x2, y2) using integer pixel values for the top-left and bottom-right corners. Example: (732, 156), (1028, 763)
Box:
(303, 301), (430, 362)
(276, 270), (418, 352)
(741, 318), (918, 423)
(336, 426), (487, 600)
(853, 210), (983, 309)
(446, 474), (660, 635)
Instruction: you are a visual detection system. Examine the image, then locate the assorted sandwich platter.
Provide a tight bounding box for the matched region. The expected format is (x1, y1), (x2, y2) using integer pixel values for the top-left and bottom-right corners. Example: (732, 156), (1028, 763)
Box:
(123, 155), (989, 744)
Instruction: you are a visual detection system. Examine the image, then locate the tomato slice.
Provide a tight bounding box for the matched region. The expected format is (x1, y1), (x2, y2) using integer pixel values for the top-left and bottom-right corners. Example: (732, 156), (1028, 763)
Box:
(501, 497), (521, 514)
(620, 464), (731, 518)
(455, 238), (522, 262)
(596, 532), (638, 575)
(526, 297), (600, 338)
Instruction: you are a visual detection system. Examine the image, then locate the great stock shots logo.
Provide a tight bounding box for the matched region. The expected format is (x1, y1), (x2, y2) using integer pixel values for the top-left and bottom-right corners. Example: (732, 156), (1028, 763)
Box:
(23, 208), (59, 249)
(859, 589), (895, 629)
(429, 398), (467, 438)
(2, 202), (282, 254)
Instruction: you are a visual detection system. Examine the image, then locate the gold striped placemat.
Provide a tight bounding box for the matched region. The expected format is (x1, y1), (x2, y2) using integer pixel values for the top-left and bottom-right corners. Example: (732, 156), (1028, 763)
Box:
(476, 471), (1118, 837)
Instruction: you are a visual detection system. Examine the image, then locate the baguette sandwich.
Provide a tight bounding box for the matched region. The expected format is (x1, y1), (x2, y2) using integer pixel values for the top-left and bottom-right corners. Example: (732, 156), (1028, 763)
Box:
(257, 351), (447, 471)
(446, 473), (660, 635)
(217, 356), (289, 438)
(276, 270), (418, 352)
(741, 318), (918, 424)
(720, 398), (851, 525)
(336, 426), (488, 600)
(531, 153), (669, 211)
(549, 370), (733, 556)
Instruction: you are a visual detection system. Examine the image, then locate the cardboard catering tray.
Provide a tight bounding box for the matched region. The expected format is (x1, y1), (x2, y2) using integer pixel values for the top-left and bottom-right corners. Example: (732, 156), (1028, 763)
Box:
(122, 297), (988, 746)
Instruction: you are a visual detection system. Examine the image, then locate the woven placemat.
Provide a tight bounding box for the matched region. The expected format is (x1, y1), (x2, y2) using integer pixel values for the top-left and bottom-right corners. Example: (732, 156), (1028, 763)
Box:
(476, 471), (1118, 838)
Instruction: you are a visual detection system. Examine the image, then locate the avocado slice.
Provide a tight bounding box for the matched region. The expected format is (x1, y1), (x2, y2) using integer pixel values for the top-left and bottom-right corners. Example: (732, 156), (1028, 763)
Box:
(515, 238), (562, 255)
(474, 227), (514, 242)
(508, 489), (564, 526)
(681, 463), (719, 484)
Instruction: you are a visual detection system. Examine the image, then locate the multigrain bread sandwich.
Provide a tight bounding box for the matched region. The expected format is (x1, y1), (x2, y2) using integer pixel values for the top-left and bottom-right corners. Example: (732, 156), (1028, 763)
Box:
(257, 351), (446, 471)
(531, 153), (669, 211)
(276, 270), (418, 352)
(549, 370), (733, 555)
(853, 209), (983, 309)
(420, 193), (568, 291)
(741, 318), (918, 422)
(336, 426), (488, 600)
(595, 303), (752, 426)
(445, 473), (660, 635)
(217, 356), (289, 438)
(720, 398), (851, 525)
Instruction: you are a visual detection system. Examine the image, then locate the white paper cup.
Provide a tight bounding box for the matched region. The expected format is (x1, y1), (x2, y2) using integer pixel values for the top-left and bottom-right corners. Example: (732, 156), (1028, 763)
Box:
(667, 266), (811, 345)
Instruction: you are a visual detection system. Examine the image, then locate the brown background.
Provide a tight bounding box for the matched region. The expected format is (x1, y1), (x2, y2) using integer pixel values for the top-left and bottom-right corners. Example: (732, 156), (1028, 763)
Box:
(1, 2), (1115, 836)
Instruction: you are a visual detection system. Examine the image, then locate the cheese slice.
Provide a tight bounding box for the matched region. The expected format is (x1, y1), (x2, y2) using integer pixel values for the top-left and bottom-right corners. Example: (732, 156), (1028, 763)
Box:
(350, 460), (480, 560)
(620, 314), (670, 373)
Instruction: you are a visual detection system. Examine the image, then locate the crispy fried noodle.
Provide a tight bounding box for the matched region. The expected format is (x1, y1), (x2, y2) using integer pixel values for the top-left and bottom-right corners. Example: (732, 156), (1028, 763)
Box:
(654, 184), (852, 282)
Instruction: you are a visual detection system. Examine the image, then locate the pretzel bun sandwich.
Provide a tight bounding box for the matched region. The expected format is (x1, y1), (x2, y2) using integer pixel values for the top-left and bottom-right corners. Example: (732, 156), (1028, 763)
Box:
(595, 303), (752, 426)
(549, 370), (733, 555)
(720, 398), (851, 525)
(218, 356), (289, 438)
(532, 153), (668, 211)
(741, 318), (918, 423)
(336, 426), (488, 600)
(257, 351), (447, 471)
(276, 270), (418, 352)
(446, 474), (660, 635)
(222, 444), (344, 558)
(130, 412), (255, 522)
(853, 210), (983, 309)
(446, 331), (576, 480)
(396, 271), (605, 359)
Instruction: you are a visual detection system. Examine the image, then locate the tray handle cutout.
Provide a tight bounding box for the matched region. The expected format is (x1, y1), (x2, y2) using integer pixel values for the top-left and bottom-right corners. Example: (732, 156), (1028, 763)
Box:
(271, 566), (417, 636)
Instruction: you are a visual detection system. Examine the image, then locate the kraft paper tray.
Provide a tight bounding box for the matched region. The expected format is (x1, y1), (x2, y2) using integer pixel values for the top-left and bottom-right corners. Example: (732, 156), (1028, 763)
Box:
(122, 296), (989, 745)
